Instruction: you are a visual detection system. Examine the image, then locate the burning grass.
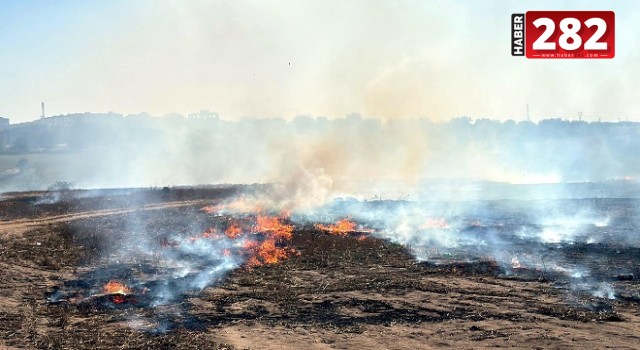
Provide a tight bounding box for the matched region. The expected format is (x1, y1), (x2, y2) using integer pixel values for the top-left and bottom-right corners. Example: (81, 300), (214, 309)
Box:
(0, 188), (639, 349)
(315, 218), (357, 235)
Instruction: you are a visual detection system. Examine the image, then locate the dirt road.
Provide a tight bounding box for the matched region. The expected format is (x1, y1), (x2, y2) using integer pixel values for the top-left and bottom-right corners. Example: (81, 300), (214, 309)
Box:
(0, 199), (209, 236)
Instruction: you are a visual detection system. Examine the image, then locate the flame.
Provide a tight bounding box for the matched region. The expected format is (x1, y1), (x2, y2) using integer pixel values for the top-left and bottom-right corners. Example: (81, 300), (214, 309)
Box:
(245, 256), (261, 267)
(254, 214), (294, 240)
(175, 211), (296, 267)
(111, 294), (126, 304)
(238, 213), (297, 266)
(103, 280), (131, 295)
(243, 237), (296, 267)
(225, 222), (243, 238)
(258, 238), (289, 264)
(316, 218), (357, 235)
(421, 217), (450, 229)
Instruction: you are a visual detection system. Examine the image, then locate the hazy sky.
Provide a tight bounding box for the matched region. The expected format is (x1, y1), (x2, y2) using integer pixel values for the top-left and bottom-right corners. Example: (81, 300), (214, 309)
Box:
(1, 0), (638, 123)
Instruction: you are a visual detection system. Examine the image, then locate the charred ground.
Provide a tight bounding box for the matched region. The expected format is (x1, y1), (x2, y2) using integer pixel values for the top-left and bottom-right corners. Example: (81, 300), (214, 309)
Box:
(0, 187), (639, 349)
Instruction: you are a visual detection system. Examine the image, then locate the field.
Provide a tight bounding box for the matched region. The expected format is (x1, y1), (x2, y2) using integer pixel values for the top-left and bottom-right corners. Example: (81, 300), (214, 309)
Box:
(0, 187), (639, 349)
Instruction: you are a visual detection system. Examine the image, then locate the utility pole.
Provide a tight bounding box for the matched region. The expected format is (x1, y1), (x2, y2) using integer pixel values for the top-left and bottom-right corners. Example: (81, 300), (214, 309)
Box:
(41, 102), (45, 119)
(526, 103), (530, 121)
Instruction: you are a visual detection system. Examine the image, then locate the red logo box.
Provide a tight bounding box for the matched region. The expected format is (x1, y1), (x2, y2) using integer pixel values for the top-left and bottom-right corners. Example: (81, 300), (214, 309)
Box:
(524, 11), (615, 59)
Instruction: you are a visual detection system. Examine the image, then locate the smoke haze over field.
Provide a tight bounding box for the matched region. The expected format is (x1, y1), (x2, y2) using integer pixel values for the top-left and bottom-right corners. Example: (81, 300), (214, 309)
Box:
(2, 113), (640, 202)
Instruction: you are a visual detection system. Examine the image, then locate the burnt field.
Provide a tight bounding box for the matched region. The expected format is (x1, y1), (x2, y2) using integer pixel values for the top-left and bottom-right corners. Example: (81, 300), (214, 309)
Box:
(1, 187), (640, 349)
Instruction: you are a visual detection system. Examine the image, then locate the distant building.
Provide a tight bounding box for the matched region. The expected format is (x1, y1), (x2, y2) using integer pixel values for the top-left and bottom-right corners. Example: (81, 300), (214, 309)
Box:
(34, 114), (74, 127)
(0, 117), (9, 130)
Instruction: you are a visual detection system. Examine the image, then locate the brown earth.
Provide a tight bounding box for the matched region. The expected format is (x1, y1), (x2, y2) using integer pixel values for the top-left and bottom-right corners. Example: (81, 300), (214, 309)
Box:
(0, 188), (638, 349)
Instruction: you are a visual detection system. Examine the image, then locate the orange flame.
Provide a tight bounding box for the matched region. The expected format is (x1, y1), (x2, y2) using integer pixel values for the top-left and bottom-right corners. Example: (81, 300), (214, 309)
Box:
(254, 214), (294, 240)
(316, 218), (357, 235)
(245, 238), (297, 267)
(225, 222), (243, 238)
(257, 238), (289, 264)
(239, 213), (297, 266)
(193, 210), (297, 267)
(111, 294), (126, 304)
(103, 280), (131, 295)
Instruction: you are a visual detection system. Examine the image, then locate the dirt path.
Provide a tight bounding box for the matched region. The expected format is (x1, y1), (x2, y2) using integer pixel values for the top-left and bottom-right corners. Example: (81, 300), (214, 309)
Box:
(0, 199), (209, 236)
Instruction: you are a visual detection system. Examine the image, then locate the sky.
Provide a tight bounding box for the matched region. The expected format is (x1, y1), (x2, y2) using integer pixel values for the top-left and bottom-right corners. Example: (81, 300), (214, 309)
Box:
(0, 0), (639, 123)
